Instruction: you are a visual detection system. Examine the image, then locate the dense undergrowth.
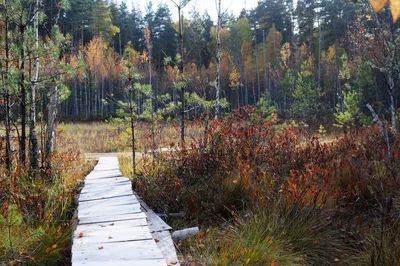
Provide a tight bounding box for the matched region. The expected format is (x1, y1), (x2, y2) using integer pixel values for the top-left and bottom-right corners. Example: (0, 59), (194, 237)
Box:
(0, 147), (94, 265)
(127, 107), (400, 265)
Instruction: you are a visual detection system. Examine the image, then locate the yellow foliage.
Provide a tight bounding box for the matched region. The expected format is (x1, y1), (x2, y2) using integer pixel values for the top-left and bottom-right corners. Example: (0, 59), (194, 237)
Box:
(144, 26), (152, 50)
(369, 0), (387, 12)
(280, 42), (291, 69)
(369, 0), (400, 21)
(229, 67), (242, 88)
(110, 25), (120, 36)
(390, 0), (400, 21)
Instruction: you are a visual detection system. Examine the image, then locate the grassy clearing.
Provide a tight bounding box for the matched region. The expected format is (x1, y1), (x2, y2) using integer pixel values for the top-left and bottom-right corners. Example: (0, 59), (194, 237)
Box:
(57, 121), (204, 153)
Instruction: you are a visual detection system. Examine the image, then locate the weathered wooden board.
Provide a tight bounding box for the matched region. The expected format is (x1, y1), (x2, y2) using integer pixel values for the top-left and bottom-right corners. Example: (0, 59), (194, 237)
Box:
(72, 240), (164, 261)
(78, 206), (141, 219)
(73, 225), (153, 244)
(73, 260), (167, 266)
(77, 218), (149, 229)
(82, 178), (130, 187)
(152, 231), (180, 266)
(78, 203), (141, 217)
(78, 206), (146, 225)
(78, 195), (139, 209)
(133, 192), (180, 265)
(72, 157), (167, 266)
(79, 185), (134, 202)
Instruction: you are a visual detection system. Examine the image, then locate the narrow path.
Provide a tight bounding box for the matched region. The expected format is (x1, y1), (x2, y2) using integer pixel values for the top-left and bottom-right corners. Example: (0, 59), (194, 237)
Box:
(72, 157), (176, 266)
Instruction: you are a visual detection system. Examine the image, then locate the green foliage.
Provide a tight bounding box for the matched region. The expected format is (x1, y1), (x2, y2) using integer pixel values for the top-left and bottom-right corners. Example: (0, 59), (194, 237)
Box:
(334, 90), (361, 129)
(317, 124), (327, 137)
(339, 54), (351, 90)
(0, 205), (45, 263)
(291, 62), (322, 122)
(57, 84), (71, 102)
(257, 93), (278, 120)
(186, 92), (228, 113)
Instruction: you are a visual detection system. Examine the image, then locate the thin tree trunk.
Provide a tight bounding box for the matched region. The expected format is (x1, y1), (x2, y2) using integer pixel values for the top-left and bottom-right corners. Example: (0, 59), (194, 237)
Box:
(149, 48), (156, 153)
(244, 65), (248, 106)
(102, 76), (105, 117)
(30, 0), (40, 170)
(317, 19), (322, 88)
(178, 5), (185, 141)
(252, 78), (256, 105)
(254, 30), (260, 103)
(129, 86), (136, 176)
(72, 78), (77, 121)
(94, 72), (97, 115)
(388, 72), (397, 137)
(262, 30), (268, 96)
(238, 60), (243, 107)
(110, 77), (114, 113)
(46, 85), (58, 158)
(3, 6), (12, 172)
(215, 0), (222, 119)
(19, 23), (27, 164)
(273, 28), (276, 103)
(119, 32), (122, 58)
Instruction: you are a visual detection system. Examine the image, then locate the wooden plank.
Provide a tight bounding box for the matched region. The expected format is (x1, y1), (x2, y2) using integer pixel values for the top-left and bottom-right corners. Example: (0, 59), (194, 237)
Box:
(78, 196), (139, 210)
(73, 260), (167, 266)
(73, 225), (153, 244)
(78, 212), (147, 225)
(76, 219), (149, 229)
(152, 231), (180, 266)
(72, 157), (168, 266)
(78, 205), (141, 218)
(78, 202), (141, 217)
(79, 185), (133, 202)
(81, 180), (131, 191)
(83, 177), (129, 186)
(72, 240), (164, 262)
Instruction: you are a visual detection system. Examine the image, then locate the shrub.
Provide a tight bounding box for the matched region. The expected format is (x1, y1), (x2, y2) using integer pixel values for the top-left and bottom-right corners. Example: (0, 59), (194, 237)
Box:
(0, 150), (94, 265)
(130, 107), (400, 263)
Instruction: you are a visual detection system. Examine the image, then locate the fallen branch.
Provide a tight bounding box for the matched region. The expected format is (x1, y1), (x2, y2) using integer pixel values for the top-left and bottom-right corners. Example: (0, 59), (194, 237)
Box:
(172, 227), (199, 242)
(366, 103), (390, 158)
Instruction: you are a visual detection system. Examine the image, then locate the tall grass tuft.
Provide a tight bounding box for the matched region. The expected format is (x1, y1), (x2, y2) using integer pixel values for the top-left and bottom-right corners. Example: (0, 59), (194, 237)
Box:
(181, 200), (347, 266)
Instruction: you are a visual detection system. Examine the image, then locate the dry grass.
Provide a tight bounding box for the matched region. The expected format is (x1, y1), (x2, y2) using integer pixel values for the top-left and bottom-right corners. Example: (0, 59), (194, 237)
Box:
(56, 121), (204, 154)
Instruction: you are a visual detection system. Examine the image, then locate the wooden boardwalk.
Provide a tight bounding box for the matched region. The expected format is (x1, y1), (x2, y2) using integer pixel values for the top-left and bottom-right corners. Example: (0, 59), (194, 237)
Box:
(72, 157), (177, 266)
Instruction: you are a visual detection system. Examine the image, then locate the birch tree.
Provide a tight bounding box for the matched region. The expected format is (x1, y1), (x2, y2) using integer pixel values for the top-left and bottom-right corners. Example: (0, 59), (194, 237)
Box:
(29, 0), (40, 170)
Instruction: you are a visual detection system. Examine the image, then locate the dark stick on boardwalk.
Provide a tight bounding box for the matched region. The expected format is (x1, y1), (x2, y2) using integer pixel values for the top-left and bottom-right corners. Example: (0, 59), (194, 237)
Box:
(72, 157), (179, 266)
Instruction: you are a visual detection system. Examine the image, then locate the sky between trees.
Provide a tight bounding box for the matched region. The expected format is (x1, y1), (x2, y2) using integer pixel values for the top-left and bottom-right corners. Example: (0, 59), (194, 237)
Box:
(122, 0), (258, 21)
